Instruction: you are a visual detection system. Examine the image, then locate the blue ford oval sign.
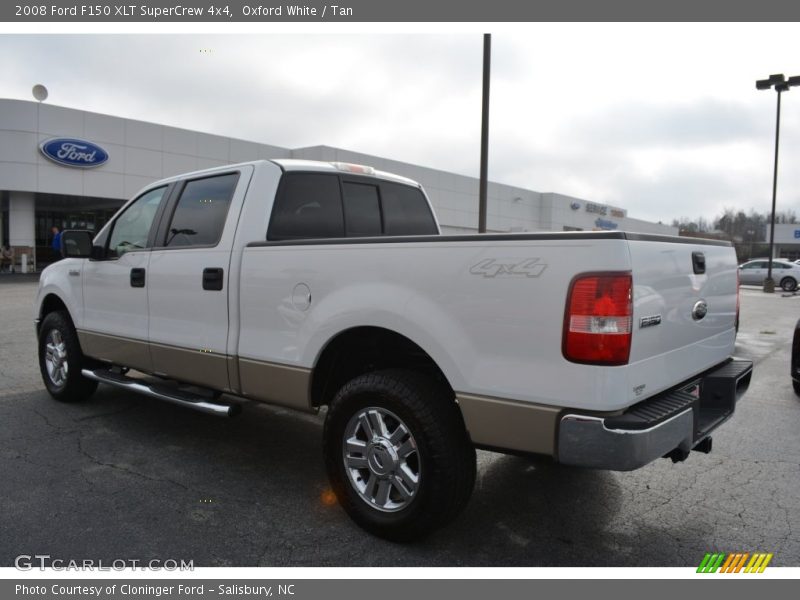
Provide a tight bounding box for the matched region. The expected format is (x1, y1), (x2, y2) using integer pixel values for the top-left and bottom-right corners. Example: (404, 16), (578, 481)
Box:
(39, 138), (109, 168)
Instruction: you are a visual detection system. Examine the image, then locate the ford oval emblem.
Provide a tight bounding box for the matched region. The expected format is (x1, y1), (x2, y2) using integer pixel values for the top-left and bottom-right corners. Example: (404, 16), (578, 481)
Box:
(39, 138), (109, 168)
(692, 300), (708, 321)
(570, 202), (581, 210)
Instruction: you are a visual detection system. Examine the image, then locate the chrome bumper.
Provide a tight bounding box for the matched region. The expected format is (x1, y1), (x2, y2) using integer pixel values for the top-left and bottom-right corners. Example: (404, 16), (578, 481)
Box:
(557, 359), (753, 471)
(558, 409), (695, 471)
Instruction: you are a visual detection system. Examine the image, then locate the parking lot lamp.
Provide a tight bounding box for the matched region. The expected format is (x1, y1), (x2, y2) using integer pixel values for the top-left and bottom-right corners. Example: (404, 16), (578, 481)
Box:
(756, 74), (800, 292)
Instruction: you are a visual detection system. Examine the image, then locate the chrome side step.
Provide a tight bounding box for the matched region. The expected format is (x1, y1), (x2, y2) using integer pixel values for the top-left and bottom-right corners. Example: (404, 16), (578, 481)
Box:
(81, 368), (241, 417)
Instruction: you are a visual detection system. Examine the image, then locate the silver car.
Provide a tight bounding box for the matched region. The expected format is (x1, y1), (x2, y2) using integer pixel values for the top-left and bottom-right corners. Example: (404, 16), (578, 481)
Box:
(739, 259), (800, 291)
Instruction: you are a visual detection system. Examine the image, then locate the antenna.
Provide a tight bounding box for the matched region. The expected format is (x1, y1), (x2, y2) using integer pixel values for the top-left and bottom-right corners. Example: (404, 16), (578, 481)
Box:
(32, 84), (48, 102)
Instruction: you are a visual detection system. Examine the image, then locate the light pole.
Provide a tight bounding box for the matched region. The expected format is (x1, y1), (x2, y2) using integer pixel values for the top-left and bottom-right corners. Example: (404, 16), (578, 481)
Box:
(756, 73), (800, 292)
(478, 33), (491, 233)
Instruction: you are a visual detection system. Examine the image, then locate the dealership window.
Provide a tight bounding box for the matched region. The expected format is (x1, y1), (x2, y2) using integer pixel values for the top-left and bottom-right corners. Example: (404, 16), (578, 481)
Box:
(0, 192), (8, 248)
(32, 194), (123, 266)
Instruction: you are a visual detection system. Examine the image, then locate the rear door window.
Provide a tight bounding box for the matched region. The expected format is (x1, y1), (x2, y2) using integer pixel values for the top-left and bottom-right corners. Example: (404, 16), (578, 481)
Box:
(164, 173), (239, 247)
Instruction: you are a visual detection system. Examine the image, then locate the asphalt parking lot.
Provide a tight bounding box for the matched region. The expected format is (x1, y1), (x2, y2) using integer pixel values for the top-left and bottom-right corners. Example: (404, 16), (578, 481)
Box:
(1, 279), (799, 567)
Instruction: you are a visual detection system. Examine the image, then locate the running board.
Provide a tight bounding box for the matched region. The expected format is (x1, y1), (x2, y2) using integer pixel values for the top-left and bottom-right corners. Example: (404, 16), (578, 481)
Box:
(81, 368), (241, 417)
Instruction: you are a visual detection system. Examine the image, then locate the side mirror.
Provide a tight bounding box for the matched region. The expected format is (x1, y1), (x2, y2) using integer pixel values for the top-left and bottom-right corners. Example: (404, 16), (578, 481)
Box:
(61, 230), (94, 259)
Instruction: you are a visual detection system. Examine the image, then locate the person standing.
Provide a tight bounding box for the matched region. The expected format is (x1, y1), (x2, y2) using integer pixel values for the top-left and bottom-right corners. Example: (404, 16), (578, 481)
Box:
(51, 226), (62, 257)
(0, 245), (14, 273)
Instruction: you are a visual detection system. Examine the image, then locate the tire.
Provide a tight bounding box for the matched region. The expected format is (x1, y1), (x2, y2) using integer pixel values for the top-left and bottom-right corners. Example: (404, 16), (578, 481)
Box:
(323, 369), (476, 542)
(38, 311), (98, 402)
(793, 380), (800, 397)
(781, 277), (797, 292)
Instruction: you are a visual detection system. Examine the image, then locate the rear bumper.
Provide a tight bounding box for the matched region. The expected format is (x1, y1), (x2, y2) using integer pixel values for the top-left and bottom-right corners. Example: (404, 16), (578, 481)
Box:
(557, 358), (753, 471)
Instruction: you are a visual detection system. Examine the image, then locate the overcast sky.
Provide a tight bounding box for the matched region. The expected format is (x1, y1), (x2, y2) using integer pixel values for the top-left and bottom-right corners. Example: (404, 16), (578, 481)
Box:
(2, 25), (800, 225)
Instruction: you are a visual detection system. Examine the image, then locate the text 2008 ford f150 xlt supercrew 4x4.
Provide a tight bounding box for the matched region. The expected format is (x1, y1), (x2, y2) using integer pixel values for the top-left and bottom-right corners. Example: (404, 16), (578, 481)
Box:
(35, 159), (752, 540)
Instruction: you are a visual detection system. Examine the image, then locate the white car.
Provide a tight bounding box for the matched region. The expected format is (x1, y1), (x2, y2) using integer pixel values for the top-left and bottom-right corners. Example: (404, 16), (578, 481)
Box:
(739, 259), (800, 291)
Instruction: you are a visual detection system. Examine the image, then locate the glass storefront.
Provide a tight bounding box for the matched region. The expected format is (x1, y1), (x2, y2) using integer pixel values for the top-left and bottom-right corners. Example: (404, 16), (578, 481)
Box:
(34, 193), (123, 266)
(1, 192), (8, 249)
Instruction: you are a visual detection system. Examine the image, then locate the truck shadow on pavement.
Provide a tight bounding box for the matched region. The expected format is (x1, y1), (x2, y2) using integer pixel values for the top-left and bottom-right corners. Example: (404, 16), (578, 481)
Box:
(1, 387), (712, 567)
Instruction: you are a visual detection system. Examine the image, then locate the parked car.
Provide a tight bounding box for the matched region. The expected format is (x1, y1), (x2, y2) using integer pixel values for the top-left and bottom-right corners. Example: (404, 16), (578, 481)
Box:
(35, 159), (752, 540)
(739, 259), (800, 291)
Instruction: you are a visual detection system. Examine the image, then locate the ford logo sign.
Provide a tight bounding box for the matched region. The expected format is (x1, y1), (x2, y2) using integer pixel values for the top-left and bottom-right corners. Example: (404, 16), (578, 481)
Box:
(39, 138), (108, 168)
(570, 202), (581, 210)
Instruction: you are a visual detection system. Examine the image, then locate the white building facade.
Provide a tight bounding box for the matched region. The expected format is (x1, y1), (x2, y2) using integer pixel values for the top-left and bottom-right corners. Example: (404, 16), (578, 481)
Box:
(764, 224), (800, 261)
(0, 98), (676, 270)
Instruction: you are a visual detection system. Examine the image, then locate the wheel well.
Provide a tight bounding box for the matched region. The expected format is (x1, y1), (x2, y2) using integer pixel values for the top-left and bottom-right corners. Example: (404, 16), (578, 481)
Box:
(310, 327), (452, 407)
(38, 294), (69, 333)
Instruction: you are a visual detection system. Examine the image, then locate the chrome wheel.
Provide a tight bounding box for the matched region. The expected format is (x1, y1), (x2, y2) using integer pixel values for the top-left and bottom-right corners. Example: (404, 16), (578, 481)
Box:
(44, 329), (69, 388)
(343, 407), (420, 512)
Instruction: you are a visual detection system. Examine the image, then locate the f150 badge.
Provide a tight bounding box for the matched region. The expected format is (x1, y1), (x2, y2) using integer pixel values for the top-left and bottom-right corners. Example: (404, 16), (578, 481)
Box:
(469, 258), (547, 278)
(639, 315), (662, 328)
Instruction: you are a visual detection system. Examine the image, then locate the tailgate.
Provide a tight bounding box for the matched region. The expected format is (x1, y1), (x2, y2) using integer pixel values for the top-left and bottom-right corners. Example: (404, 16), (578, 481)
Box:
(626, 235), (738, 398)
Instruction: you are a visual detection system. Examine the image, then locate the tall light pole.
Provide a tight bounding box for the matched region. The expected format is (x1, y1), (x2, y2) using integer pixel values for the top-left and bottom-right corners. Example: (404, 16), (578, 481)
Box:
(756, 73), (800, 292)
(478, 33), (491, 233)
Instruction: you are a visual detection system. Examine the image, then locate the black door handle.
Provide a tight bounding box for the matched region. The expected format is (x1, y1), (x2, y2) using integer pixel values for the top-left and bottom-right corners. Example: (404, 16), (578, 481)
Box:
(692, 252), (706, 275)
(130, 268), (145, 288)
(202, 267), (224, 291)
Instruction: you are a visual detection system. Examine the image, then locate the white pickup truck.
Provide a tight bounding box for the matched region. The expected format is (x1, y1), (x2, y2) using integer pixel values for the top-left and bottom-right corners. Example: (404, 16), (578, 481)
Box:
(35, 159), (752, 540)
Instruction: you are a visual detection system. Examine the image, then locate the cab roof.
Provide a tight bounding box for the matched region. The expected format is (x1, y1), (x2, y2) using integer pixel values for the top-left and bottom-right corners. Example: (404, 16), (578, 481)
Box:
(270, 159), (421, 187)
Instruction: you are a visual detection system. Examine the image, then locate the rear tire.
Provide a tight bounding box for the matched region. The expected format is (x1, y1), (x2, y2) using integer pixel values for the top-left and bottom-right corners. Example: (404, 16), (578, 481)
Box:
(38, 311), (98, 402)
(781, 277), (797, 292)
(323, 369), (476, 542)
(793, 380), (800, 397)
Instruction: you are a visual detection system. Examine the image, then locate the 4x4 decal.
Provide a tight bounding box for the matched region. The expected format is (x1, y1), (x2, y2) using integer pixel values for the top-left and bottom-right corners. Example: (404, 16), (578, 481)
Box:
(469, 258), (547, 278)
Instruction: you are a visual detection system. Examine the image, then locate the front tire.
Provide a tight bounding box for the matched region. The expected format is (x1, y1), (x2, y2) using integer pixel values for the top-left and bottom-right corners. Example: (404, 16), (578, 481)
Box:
(323, 369), (476, 542)
(38, 311), (98, 402)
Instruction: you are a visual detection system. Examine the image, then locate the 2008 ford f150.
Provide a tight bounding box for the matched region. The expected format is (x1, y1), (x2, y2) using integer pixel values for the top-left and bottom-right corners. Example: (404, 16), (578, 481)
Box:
(35, 159), (752, 540)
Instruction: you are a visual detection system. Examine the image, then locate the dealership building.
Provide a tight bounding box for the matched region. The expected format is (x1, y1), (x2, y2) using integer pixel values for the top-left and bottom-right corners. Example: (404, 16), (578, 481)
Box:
(764, 224), (800, 261)
(0, 98), (676, 271)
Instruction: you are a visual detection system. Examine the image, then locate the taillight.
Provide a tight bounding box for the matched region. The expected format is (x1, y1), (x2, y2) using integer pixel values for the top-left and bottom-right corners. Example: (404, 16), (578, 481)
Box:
(563, 272), (633, 365)
(331, 161), (376, 175)
(736, 268), (740, 332)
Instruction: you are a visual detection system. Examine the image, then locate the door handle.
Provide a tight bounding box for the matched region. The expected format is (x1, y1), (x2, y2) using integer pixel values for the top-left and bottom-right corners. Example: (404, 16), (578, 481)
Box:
(202, 267), (224, 291)
(691, 252), (706, 275)
(130, 268), (145, 288)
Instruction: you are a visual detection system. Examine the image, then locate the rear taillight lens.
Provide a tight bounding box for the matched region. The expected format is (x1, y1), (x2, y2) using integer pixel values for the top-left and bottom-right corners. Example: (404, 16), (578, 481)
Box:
(563, 272), (633, 365)
(736, 268), (740, 331)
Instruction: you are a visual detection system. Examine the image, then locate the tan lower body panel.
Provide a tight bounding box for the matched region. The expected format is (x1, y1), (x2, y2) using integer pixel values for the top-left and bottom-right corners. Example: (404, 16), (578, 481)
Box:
(78, 330), (152, 374)
(149, 342), (231, 392)
(78, 330), (231, 392)
(456, 393), (561, 456)
(77, 330), (312, 409)
(238, 358), (313, 412)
